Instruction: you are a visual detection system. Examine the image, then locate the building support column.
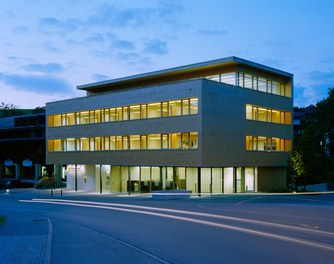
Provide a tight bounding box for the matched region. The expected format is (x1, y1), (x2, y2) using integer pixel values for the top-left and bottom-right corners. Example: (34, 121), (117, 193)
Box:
(210, 167), (213, 194)
(55, 164), (62, 188)
(222, 168), (225, 194)
(233, 167), (237, 193)
(75, 164), (78, 191)
(15, 163), (20, 179)
(35, 163), (41, 186)
(128, 166), (131, 195)
(0, 163), (3, 178)
(197, 167), (201, 197)
(99, 165), (102, 194)
(159, 167), (163, 191)
(241, 167), (245, 192)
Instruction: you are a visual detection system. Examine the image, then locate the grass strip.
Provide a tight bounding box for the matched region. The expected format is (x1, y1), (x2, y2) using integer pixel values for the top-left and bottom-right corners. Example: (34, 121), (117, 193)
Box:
(0, 216), (6, 224)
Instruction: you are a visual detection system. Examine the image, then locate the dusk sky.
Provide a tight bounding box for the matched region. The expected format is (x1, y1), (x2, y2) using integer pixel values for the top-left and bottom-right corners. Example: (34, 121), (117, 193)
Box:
(1, 0), (334, 108)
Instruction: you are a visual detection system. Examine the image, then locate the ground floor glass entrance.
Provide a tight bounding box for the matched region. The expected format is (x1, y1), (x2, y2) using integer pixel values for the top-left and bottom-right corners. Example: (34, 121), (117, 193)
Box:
(65, 165), (258, 194)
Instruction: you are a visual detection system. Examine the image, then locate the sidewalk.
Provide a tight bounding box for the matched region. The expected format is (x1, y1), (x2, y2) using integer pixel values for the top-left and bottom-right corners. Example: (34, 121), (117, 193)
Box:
(0, 210), (52, 264)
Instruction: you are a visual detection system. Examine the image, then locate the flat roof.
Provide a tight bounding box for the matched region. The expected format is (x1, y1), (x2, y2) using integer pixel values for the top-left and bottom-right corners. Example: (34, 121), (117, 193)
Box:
(78, 56), (293, 93)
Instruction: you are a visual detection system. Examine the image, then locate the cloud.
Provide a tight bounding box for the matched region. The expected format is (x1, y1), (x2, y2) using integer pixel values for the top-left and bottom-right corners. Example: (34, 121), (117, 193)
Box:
(38, 17), (80, 35)
(0, 73), (72, 94)
(197, 29), (227, 36)
(115, 51), (140, 61)
(87, 4), (154, 28)
(105, 33), (134, 50)
(13, 26), (29, 34)
(91, 73), (110, 82)
(143, 39), (168, 55)
(23, 63), (65, 73)
(294, 84), (330, 107)
(37, 3), (184, 33)
(307, 70), (334, 84)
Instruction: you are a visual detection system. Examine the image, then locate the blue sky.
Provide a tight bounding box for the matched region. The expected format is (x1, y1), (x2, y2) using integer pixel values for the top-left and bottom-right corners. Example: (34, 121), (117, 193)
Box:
(1, 0), (334, 108)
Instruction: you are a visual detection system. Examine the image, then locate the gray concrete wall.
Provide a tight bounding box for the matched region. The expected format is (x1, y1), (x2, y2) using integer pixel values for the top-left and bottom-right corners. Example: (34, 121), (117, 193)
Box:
(257, 166), (287, 192)
(46, 80), (202, 166)
(200, 79), (292, 167)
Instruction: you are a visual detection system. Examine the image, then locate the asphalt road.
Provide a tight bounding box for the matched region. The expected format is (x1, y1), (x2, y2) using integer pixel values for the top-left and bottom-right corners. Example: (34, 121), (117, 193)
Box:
(1, 190), (334, 264)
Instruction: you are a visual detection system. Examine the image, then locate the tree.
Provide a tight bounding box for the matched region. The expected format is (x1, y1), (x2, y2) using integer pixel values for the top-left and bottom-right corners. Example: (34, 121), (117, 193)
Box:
(0, 102), (24, 117)
(290, 88), (334, 185)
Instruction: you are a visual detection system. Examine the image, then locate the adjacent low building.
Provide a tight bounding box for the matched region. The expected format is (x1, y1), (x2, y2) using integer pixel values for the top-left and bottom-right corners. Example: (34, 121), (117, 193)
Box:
(0, 112), (46, 182)
(46, 56), (293, 194)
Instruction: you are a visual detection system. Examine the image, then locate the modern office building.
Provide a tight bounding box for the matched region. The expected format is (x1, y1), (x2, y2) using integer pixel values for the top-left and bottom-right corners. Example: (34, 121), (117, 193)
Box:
(46, 56), (293, 194)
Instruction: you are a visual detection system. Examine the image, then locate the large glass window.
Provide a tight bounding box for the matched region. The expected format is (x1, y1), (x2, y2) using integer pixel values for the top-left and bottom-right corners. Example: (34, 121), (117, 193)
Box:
(162, 102), (168, 117)
(246, 104), (291, 125)
(48, 97), (199, 127)
(80, 111), (89, 124)
(141, 135), (147, 149)
(190, 98), (198, 115)
(130, 105), (140, 120)
(66, 138), (75, 151)
(171, 133), (181, 149)
(246, 136), (291, 152)
(162, 134), (169, 149)
(123, 107), (129, 121)
(148, 103), (161, 118)
(48, 132), (198, 152)
(148, 134), (161, 149)
(116, 107), (122, 121)
(81, 138), (89, 151)
(190, 132), (198, 149)
(130, 135), (140, 150)
(110, 136), (116, 150)
(169, 100), (182, 116)
(110, 108), (116, 121)
(182, 99), (190, 115)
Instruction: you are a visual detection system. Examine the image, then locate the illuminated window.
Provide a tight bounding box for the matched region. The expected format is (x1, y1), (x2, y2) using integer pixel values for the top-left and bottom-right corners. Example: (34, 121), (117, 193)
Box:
(182, 99), (190, 115)
(130, 105), (140, 120)
(130, 135), (140, 149)
(123, 107), (129, 121)
(66, 138), (75, 151)
(148, 103), (161, 118)
(48, 132), (199, 152)
(81, 138), (89, 151)
(141, 135), (147, 149)
(116, 136), (122, 150)
(54, 139), (62, 151)
(182, 133), (189, 149)
(169, 100), (181, 116)
(246, 104), (291, 125)
(123, 136), (129, 150)
(89, 138), (95, 151)
(148, 134), (161, 149)
(61, 114), (66, 126)
(190, 132), (198, 149)
(162, 102), (168, 117)
(116, 107), (122, 121)
(48, 97), (199, 127)
(80, 111), (89, 124)
(190, 98), (198, 114)
(67, 113), (75, 126)
(104, 109), (110, 122)
(257, 108), (267, 122)
(95, 137), (102, 151)
(110, 136), (116, 150)
(246, 136), (291, 152)
(171, 133), (181, 149)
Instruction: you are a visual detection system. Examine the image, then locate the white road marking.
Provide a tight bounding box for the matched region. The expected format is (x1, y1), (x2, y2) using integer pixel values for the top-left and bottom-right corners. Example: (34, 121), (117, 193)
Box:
(25, 198), (334, 238)
(20, 199), (334, 252)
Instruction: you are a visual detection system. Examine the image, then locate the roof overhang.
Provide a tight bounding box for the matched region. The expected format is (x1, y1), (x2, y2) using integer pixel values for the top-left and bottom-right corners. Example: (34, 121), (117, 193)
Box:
(77, 56), (293, 94)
